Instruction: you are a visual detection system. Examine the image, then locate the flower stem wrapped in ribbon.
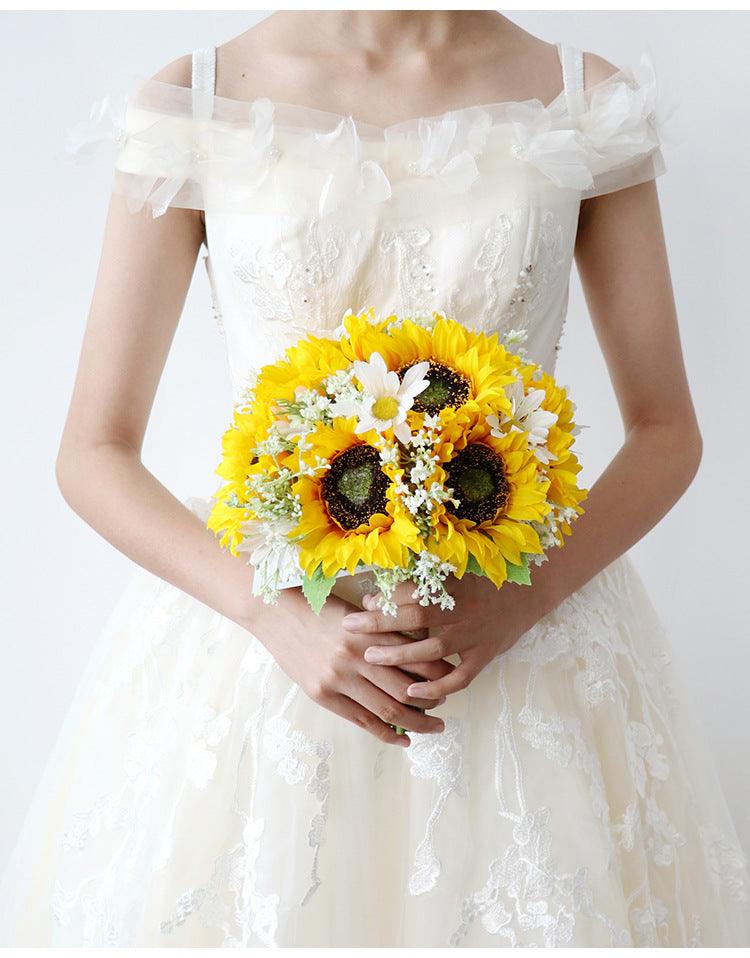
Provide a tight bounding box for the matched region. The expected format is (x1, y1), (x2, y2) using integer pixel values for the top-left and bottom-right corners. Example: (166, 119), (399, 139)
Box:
(208, 309), (587, 618)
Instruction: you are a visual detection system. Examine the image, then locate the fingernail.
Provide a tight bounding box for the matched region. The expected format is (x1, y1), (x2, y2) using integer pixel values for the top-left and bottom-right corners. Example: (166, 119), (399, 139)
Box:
(407, 683), (427, 697)
(364, 647), (385, 663)
(343, 613), (367, 629)
(437, 696), (447, 705)
(362, 593), (375, 608)
(433, 721), (446, 733)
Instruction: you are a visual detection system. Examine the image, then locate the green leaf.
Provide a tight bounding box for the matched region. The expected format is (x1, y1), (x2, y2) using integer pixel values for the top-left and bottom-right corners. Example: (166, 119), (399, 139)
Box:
(506, 554), (532, 586)
(302, 564), (337, 614)
(465, 554), (487, 577)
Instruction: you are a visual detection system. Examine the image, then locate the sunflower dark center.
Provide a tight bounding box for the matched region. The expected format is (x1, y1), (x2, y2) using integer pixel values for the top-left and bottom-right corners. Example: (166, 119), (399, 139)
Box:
(398, 359), (470, 414)
(445, 443), (510, 525)
(321, 444), (389, 530)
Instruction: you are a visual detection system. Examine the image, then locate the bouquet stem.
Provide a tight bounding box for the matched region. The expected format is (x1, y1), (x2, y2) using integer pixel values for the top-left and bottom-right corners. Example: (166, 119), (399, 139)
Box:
(392, 709), (424, 737)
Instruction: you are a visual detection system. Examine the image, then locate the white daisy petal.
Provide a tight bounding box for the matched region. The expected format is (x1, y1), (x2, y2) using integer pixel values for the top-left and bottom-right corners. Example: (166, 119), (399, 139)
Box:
(352, 353), (387, 394)
(400, 360), (431, 394)
(394, 420), (413, 444)
(383, 369), (402, 394)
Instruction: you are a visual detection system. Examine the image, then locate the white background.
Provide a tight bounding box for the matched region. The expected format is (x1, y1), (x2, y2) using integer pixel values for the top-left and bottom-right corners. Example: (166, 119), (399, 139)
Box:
(1, 11), (748, 873)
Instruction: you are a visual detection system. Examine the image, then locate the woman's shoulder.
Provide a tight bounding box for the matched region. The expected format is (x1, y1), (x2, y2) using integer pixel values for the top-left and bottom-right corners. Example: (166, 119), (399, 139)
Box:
(582, 50), (622, 91)
(149, 52), (193, 89)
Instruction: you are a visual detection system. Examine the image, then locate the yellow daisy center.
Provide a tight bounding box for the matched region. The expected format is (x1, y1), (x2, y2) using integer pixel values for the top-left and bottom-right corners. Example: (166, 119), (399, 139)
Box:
(321, 444), (390, 531)
(445, 443), (510, 525)
(372, 396), (400, 421)
(398, 359), (470, 414)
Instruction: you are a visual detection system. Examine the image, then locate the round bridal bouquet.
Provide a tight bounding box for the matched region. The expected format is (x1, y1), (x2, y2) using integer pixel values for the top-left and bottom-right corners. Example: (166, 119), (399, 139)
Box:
(208, 309), (587, 614)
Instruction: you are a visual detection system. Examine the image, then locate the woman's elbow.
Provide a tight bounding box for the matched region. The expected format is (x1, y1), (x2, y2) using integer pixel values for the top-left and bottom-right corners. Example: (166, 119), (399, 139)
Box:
(55, 441), (83, 510)
(683, 419), (703, 486)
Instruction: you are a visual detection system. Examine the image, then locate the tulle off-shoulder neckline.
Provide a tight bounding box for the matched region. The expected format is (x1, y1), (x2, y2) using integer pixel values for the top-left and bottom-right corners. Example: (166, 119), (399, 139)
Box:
(129, 60), (639, 137)
(68, 50), (667, 218)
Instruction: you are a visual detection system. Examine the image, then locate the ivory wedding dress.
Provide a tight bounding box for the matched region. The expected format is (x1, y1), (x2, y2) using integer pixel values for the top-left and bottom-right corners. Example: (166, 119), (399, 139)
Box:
(2, 43), (748, 947)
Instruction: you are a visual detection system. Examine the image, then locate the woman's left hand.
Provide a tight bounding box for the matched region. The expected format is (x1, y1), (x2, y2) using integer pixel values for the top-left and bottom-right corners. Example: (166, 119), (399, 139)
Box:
(341, 573), (551, 700)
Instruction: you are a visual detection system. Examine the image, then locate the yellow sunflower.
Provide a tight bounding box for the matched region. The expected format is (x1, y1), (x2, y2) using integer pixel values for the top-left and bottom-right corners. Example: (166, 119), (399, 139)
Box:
(523, 368), (588, 520)
(290, 417), (421, 577)
(342, 310), (519, 426)
(253, 333), (351, 408)
(429, 417), (550, 587)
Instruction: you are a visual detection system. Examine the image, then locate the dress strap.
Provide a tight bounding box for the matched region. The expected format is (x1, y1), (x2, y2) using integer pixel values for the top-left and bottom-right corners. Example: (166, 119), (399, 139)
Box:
(191, 46), (216, 121)
(555, 42), (586, 120)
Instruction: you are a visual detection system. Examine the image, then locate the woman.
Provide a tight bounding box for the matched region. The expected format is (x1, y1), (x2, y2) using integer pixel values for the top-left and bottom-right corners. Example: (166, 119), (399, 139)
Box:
(1, 10), (747, 946)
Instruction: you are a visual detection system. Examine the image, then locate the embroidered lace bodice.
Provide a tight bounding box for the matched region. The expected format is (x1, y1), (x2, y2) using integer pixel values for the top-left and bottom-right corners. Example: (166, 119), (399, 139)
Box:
(71, 42), (665, 399)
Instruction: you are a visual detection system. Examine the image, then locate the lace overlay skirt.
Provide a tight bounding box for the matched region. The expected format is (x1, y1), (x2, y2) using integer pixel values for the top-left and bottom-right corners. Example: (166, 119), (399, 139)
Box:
(1, 519), (748, 946)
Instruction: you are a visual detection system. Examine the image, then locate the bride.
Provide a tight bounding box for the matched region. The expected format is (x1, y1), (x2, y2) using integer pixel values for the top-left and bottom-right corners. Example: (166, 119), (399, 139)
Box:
(1, 10), (748, 946)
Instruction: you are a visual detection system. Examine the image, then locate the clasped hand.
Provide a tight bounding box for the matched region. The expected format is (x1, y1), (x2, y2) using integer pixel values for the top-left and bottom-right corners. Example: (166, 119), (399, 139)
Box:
(342, 573), (540, 700)
(257, 573), (545, 748)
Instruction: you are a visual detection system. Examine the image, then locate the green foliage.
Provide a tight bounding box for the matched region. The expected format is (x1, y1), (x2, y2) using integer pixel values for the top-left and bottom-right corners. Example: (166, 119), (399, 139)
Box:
(302, 563), (337, 614)
(505, 554), (532, 586)
(465, 554), (486, 577)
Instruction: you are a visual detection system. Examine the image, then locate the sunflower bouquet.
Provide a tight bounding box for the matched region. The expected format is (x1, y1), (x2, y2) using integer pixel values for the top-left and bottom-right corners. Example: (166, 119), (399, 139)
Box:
(208, 309), (587, 615)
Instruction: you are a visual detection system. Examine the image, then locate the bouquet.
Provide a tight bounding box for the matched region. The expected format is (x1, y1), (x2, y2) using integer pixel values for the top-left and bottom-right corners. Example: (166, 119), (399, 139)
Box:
(208, 309), (587, 616)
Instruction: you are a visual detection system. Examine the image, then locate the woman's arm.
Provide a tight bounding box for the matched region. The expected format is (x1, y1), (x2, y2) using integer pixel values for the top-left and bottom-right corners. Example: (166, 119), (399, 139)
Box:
(345, 178), (703, 696)
(57, 109), (449, 743)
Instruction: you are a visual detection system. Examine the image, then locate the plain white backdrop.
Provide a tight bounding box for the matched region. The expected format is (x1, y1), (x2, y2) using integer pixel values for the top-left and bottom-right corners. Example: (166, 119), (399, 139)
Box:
(1, 10), (748, 874)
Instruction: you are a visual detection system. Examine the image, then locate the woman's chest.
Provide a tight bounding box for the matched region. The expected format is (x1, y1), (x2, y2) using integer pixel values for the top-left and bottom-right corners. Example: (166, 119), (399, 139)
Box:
(204, 191), (580, 367)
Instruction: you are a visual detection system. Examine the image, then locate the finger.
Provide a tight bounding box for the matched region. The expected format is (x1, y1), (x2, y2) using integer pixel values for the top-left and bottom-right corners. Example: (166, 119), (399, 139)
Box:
(405, 663), (477, 699)
(363, 632), (462, 666)
(320, 690), (411, 747)
(347, 628), (425, 651)
(353, 678), (446, 735)
(401, 658), (456, 681)
(343, 603), (462, 636)
(362, 662), (447, 710)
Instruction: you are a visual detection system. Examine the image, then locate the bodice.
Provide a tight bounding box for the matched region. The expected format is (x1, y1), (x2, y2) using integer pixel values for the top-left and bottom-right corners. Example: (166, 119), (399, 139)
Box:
(69, 42), (666, 401)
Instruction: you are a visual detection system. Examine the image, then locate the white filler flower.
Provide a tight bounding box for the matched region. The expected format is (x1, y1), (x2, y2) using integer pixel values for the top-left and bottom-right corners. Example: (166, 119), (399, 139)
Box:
(346, 351), (430, 444)
(487, 378), (558, 463)
(238, 517), (302, 599)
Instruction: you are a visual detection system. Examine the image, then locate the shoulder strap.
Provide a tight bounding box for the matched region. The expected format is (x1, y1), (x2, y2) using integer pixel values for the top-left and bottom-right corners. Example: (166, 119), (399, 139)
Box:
(191, 46), (216, 121)
(555, 42), (586, 119)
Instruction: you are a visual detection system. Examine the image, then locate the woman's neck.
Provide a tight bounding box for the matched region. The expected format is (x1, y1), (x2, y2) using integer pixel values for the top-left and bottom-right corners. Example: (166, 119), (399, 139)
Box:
(268, 10), (516, 58)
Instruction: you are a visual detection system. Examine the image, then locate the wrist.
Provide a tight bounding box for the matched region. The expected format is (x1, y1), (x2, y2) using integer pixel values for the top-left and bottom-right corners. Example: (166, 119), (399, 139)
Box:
(527, 554), (569, 621)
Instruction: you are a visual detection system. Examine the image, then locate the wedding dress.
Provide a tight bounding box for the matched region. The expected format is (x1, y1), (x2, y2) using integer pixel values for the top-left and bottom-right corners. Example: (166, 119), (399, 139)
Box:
(1, 43), (748, 947)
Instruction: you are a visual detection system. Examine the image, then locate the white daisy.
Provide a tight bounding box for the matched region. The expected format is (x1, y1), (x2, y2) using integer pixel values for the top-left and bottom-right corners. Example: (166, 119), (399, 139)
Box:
(338, 351), (431, 444)
(487, 378), (558, 463)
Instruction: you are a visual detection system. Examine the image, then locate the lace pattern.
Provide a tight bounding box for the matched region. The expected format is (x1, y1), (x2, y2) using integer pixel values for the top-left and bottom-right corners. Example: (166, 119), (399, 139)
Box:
(12, 539), (744, 946)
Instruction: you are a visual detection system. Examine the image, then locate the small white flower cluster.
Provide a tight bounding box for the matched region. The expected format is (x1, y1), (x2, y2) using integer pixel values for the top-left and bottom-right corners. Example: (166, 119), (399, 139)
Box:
(254, 432), (294, 457)
(245, 468), (302, 526)
(372, 566), (413, 616)
(502, 327), (530, 361)
(275, 386), (333, 438)
(529, 503), (581, 563)
(393, 414), (456, 536)
(409, 551), (457, 610)
(323, 366), (360, 406)
(385, 311), (442, 331)
(371, 551), (456, 616)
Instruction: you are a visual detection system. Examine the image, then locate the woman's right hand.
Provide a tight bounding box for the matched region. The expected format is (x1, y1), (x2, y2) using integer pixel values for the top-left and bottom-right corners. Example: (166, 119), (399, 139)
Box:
(248, 586), (451, 747)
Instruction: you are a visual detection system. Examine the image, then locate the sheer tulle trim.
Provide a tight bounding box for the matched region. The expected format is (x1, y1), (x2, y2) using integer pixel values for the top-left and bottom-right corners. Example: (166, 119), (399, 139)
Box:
(65, 52), (670, 217)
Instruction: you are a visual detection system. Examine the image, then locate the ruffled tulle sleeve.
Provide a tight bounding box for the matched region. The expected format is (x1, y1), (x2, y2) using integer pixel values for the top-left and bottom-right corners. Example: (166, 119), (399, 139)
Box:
(66, 51), (673, 218)
(577, 53), (668, 199)
(66, 77), (276, 217)
(510, 52), (670, 200)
